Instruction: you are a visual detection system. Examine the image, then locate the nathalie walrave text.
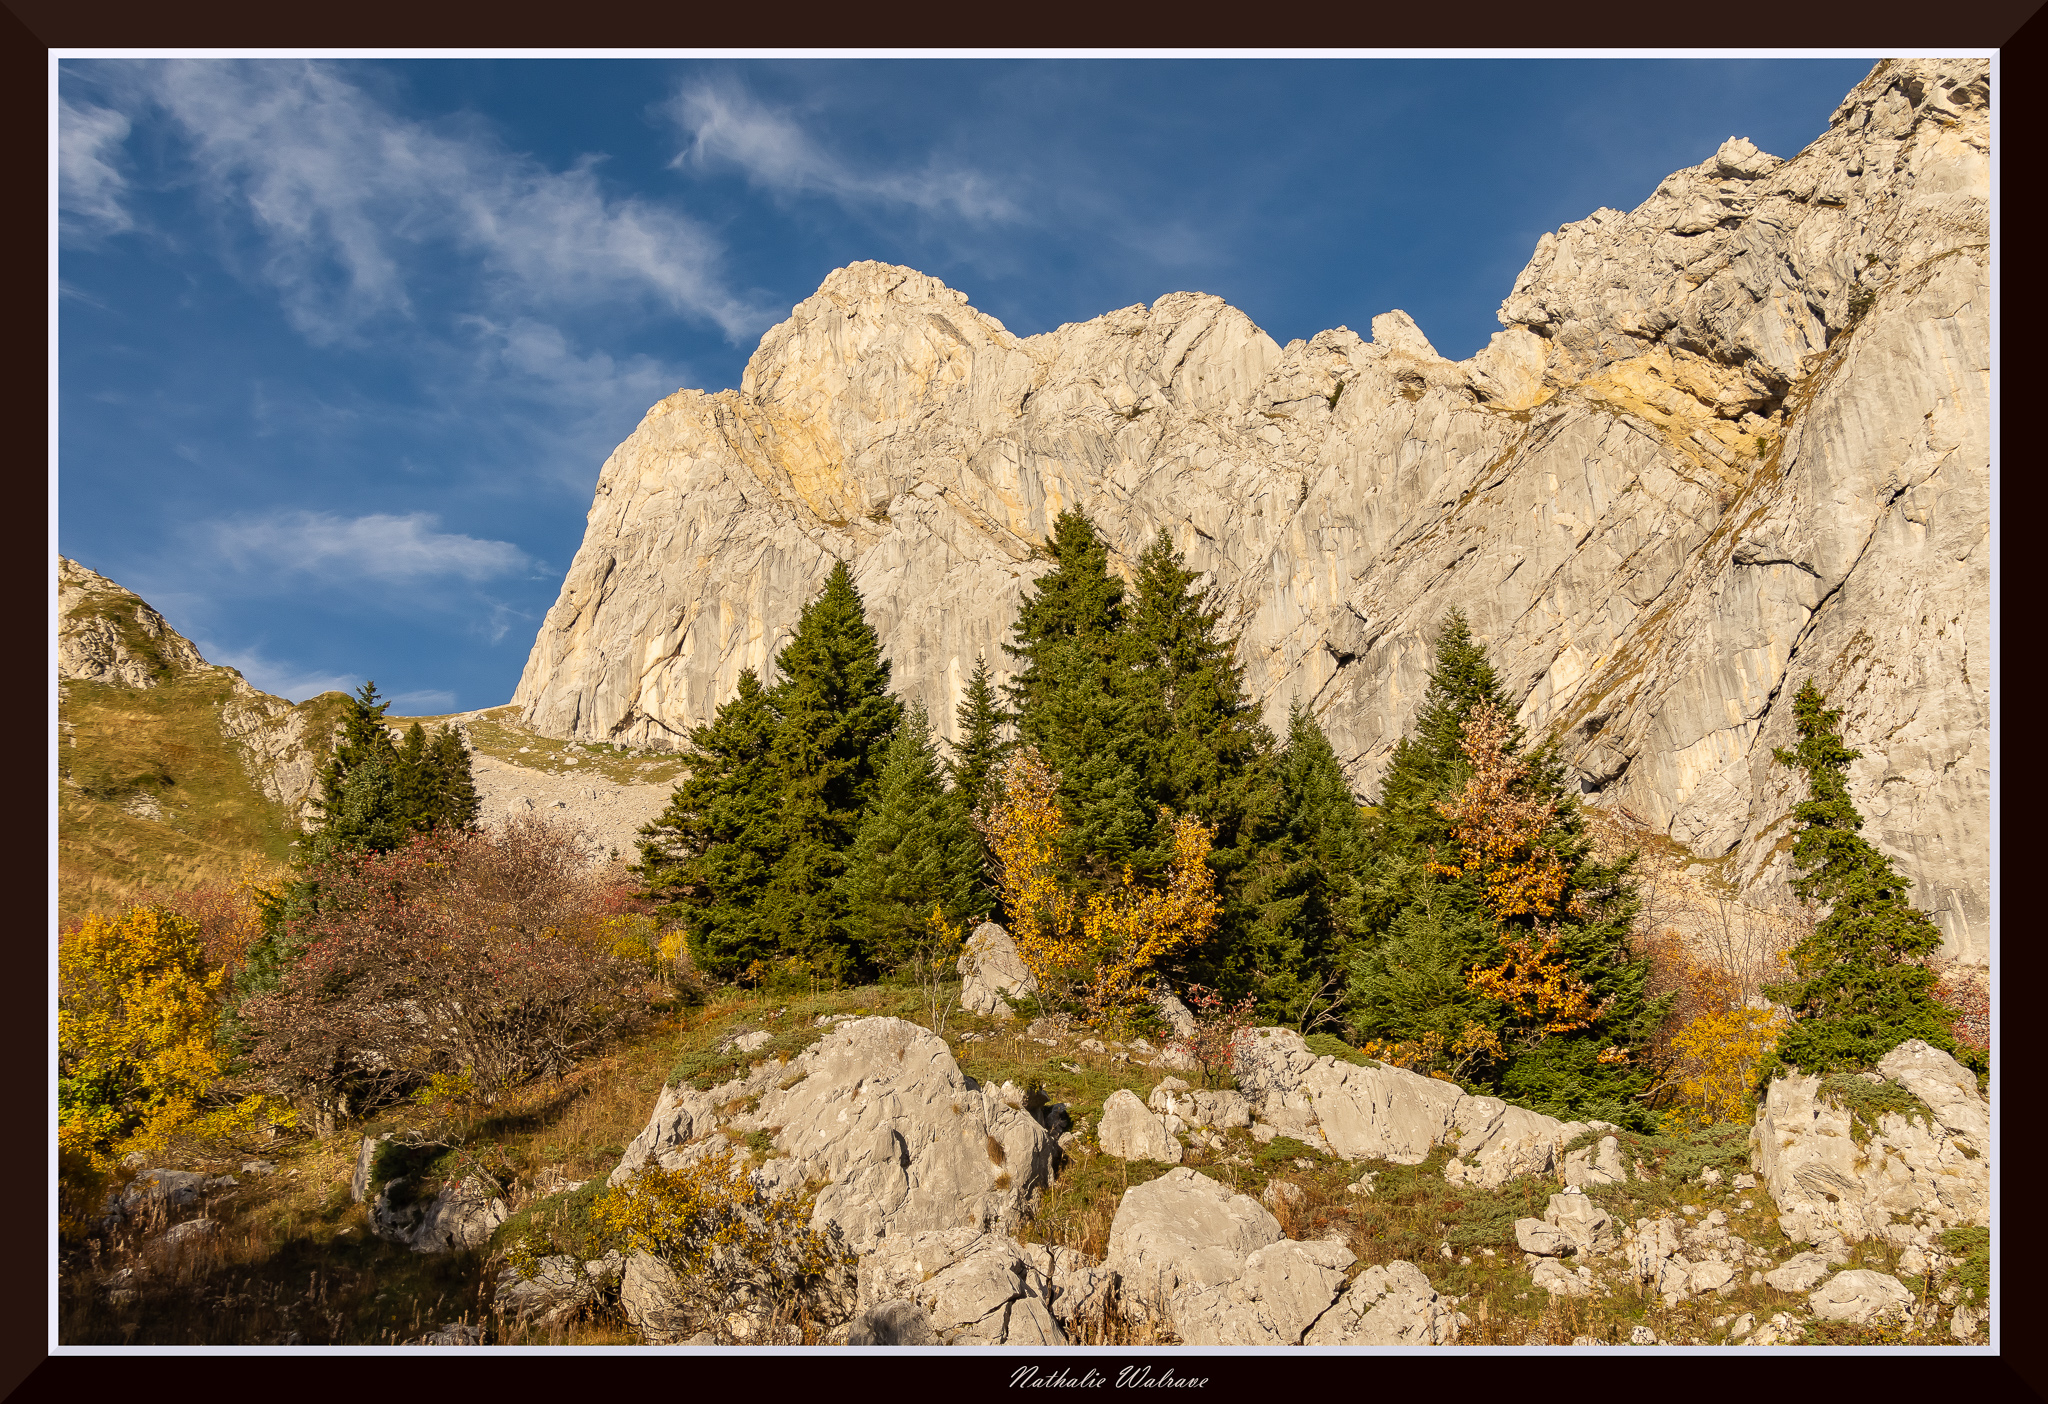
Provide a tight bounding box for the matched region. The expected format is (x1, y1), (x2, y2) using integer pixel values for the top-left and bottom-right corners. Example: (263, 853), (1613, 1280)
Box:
(1011, 1367), (1208, 1390)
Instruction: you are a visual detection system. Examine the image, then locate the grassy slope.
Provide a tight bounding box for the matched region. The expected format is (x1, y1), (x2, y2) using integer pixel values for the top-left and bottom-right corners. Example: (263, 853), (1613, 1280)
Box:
(57, 676), (345, 924)
(388, 704), (690, 788)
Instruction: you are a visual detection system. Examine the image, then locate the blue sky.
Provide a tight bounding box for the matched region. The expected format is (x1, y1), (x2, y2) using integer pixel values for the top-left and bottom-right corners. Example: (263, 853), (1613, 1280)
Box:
(56, 55), (1879, 715)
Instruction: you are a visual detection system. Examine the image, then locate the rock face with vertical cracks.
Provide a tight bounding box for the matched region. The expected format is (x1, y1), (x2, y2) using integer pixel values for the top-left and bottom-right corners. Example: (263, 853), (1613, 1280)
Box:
(515, 59), (1989, 962)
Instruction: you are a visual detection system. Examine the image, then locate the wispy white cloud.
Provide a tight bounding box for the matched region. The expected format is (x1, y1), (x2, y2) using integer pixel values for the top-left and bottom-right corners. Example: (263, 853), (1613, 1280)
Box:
(207, 510), (531, 584)
(667, 77), (1019, 223)
(197, 640), (358, 703)
(59, 98), (136, 238)
(478, 600), (526, 646)
(134, 61), (765, 344)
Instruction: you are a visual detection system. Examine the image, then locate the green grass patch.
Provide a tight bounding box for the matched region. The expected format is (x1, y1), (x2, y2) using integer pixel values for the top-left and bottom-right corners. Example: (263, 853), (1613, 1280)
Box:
(1303, 1033), (1379, 1067)
(1818, 1074), (1936, 1145)
(1939, 1225), (1989, 1305)
(490, 1178), (613, 1268)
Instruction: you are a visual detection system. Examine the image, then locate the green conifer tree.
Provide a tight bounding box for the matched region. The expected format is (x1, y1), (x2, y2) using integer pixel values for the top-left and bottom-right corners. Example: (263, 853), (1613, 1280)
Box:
(1238, 701), (1369, 1026)
(636, 670), (785, 981)
(427, 725), (482, 832)
(1760, 680), (1974, 1078)
(838, 701), (992, 974)
(1365, 610), (1521, 895)
(1123, 529), (1275, 849)
(392, 722), (435, 833)
(309, 681), (406, 856)
(1003, 510), (1152, 880)
(754, 561), (904, 982)
(307, 753), (407, 861)
(945, 652), (1011, 817)
(1347, 616), (1664, 1128)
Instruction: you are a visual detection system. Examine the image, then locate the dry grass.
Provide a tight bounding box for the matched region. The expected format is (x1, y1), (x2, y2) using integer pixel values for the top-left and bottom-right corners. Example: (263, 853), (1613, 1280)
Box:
(400, 704), (689, 788)
(57, 675), (314, 925)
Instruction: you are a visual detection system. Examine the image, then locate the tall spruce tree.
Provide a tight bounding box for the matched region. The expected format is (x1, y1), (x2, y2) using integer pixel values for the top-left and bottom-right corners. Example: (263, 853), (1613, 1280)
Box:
(387, 720), (481, 837)
(636, 669), (786, 980)
(837, 701), (991, 974)
(1124, 529), (1275, 849)
(1368, 612), (1520, 875)
(427, 725), (482, 832)
(393, 723), (436, 833)
(1003, 510), (1153, 879)
(309, 681), (406, 857)
(753, 561), (903, 981)
(1238, 701), (1369, 1025)
(945, 652), (1011, 817)
(1760, 680), (1974, 1078)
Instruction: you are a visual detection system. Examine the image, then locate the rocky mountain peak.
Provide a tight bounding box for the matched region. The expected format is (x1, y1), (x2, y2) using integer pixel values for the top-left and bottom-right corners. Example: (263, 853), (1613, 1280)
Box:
(59, 556), (211, 688)
(513, 59), (1988, 963)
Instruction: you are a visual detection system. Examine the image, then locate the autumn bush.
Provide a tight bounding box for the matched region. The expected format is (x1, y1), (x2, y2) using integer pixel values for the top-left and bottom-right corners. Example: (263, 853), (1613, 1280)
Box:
(1932, 963), (1989, 1056)
(980, 747), (1222, 1036)
(1638, 923), (1790, 1130)
(57, 900), (293, 1234)
(239, 817), (649, 1135)
(594, 1147), (851, 1342)
(1179, 983), (1258, 1088)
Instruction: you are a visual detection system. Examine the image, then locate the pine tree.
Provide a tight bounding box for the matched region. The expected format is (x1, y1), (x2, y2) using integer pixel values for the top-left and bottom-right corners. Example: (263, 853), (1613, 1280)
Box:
(307, 753), (407, 861)
(309, 681), (406, 856)
(1124, 529), (1275, 848)
(428, 725), (482, 832)
(838, 701), (992, 974)
(1003, 509), (1128, 724)
(1760, 680), (1972, 1077)
(393, 723), (435, 833)
(636, 670), (786, 981)
(945, 652), (1011, 817)
(1003, 510), (1152, 881)
(1365, 609), (1522, 900)
(1238, 701), (1369, 1026)
(753, 561), (903, 982)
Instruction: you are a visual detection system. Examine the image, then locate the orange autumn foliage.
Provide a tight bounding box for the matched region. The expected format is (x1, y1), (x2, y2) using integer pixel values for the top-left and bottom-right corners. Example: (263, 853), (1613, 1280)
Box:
(1426, 703), (1573, 924)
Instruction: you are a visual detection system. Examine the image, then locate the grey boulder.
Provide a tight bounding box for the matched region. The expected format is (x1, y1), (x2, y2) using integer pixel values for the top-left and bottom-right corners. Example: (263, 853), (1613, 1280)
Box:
(1098, 1088), (1183, 1164)
(1808, 1269), (1914, 1324)
(957, 922), (1039, 1018)
(1302, 1261), (1461, 1346)
(1104, 1167), (1283, 1324)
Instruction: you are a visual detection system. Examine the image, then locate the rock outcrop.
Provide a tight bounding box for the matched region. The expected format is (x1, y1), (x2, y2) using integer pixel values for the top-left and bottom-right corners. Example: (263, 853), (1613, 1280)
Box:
(1232, 1026), (1625, 1188)
(956, 921), (1038, 1018)
(611, 1017), (1057, 1257)
(59, 556), (338, 828)
(854, 1228), (1067, 1345)
(368, 1174), (508, 1254)
(512, 59), (1989, 962)
(59, 557), (209, 687)
(1751, 1038), (1988, 1246)
(1102, 1166), (1284, 1326)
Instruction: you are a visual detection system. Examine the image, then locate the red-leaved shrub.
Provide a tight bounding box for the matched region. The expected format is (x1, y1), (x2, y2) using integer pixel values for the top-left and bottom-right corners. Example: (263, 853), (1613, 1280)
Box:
(240, 819), (646, 1132)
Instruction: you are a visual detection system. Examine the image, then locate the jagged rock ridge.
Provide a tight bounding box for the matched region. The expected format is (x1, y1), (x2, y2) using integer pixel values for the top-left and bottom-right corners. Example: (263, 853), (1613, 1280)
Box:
(59, 556), (333, 828)
(513, 59), (1988, 962)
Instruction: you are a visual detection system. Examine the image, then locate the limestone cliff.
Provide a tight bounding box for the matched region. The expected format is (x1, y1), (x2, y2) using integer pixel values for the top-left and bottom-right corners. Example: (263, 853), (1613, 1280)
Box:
(513, 59), (1989, 963)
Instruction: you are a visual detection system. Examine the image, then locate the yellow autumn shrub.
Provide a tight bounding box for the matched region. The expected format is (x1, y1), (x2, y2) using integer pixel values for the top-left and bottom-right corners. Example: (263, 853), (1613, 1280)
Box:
(1662, 1004), (1790, 1131)
(58, 904), (292, 1232)
(980, 747), (1220, 1034)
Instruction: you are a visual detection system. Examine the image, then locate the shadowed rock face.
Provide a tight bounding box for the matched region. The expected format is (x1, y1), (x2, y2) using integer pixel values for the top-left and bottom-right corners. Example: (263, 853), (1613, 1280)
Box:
(515, 59), (1988, 961)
